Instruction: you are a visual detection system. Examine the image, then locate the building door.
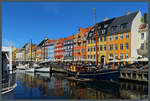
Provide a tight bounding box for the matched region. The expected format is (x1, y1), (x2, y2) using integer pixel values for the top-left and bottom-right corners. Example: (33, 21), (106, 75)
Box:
(101, 55), (105, 64)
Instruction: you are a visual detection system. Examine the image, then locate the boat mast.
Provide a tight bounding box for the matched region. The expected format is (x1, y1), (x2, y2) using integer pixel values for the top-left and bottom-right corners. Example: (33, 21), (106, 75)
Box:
(93, 8), (98, 65)
(44, 31), (46, 62)
(72, 34), (74, 65)
(30, 39), (32, 68)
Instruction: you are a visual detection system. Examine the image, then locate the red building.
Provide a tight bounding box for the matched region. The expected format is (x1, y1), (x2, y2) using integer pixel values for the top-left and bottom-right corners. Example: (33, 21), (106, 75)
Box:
(54, 38), (64, 60)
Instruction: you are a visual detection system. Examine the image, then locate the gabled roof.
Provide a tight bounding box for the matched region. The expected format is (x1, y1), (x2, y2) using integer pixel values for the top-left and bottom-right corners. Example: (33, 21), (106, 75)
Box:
(64, 35), (74, 41)
(107, 11), (139, 34)
(37, 38), (49, 47)
(22, 43), (30, 48)
(87, 18), (115, 39)
(87, 11), (139, 39)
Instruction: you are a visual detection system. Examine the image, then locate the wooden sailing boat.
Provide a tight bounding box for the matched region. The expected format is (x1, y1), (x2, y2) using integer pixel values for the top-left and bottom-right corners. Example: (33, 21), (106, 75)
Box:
(67, 8), (120, 81)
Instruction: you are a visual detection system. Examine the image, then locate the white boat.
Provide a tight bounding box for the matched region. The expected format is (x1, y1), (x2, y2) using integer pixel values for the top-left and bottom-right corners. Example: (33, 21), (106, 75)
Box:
(25, 68), (35, 73)
(35, 72), (50, 78)
(33, 63), (40, 68)
(35, 67), (50, 73)
(16, 64), (28, 70)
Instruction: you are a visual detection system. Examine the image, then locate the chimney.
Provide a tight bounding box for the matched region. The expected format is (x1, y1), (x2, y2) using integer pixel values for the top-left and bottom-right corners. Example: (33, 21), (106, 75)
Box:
(104, 17), (108, 21)
(144, 13), (147, 23)
(126, 11), (131, 15)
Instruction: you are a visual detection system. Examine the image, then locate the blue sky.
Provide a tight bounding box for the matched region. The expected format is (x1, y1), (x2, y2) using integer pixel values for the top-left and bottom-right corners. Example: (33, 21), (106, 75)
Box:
(2, 2), (148, 48)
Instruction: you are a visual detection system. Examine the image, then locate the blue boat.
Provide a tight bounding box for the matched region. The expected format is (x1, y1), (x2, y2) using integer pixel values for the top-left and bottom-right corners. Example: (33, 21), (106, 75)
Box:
(67, 65), (120, 81)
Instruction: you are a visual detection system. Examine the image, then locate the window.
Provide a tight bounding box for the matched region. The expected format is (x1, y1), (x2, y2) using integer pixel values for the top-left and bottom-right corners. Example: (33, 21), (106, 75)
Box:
(88, 47), (90, 52)
(91, 55), (92, 59)
(104, 36), (106, 41)
(102, 29), (106, 34)
(120, 44), (123, 50)
(94, 46), (96, 52)
(109, 44), (113, 50)
(141, 33), (144, 39)
(120, 54), (123, 59)
(88, 40), (90, 44)
(94, 39), (96, 43)
(90, 39), (92, 44)
(125, 43), (129, 50)
(125, 54), (128, 58)
(115, 44), (118, 50)
(91, 47), (92, 52)
(115, 54), (118, 59)
(112, 26), (117, 31)
(109, 54), (113, 59)
(104, 24), (108, 28)
(100, 37), (103, 42)
(91, 28), (94, 31)
(115, 35), (118, 40)
(120, 23), (128, 29)
(94, 55), (95, 59)
(109, 36), (113, 41)
(141, 43), (144, 50)
(104, 45), (106, 50)
(125, 33), (129, 38)
(120, 34), (123, 39)
(97, 46), (99, 51)
(100, 45), (103, 51)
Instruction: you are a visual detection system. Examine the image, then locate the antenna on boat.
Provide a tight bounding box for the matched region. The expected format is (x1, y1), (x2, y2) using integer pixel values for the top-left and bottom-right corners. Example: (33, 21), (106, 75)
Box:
(30, 38), (32, 68)
(72, 34), (74, 65)
(44, 27), (47, 61)
(93, 8), (98, 65)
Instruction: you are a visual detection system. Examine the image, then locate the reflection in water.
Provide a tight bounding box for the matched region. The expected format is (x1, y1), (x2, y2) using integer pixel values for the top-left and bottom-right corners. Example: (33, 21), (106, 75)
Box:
(2, 70), (148, 99)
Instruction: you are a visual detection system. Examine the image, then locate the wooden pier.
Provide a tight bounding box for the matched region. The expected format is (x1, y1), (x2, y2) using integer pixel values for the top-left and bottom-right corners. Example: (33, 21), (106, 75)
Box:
(120, 68), (148, 82)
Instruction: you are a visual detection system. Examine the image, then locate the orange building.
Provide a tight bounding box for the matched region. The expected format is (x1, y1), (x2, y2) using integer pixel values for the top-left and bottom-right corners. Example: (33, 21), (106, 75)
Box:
(74, 27), (92, 61)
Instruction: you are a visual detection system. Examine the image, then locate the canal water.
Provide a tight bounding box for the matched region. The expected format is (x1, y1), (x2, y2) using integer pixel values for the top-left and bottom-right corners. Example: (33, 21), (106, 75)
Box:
(2, 70), (148, 99)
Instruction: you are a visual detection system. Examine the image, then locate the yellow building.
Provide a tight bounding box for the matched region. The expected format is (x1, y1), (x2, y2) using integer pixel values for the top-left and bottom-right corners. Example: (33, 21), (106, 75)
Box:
(12, 46), (19, 61)
(27, 44), (36, 61)
(21, 49), (25, 61)
(86, 11), (142, 64)
(87, 18), (115, 64)
(107, 32), (131, 63)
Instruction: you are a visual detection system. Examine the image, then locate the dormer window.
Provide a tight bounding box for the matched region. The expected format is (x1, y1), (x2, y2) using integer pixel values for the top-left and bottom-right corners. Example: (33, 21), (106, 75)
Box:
(91, 28), (94, 31)
(112, 26), (117, 31)
(102, 29), (106, 34)
(98, 26), (101, 29)
(120, 23), (128, 29)
(104, 24), (108, 28)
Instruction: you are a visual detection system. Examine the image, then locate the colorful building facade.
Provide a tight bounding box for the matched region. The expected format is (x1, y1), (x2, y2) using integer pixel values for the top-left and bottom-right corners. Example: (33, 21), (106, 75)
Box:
(74, 27), (92, 61)
(87, 11), (142, 64)
(12, 46), (19, 61)
(54, 38), (64, 60)
(63, 36), (74, 60)
(46, 39), (56, 61)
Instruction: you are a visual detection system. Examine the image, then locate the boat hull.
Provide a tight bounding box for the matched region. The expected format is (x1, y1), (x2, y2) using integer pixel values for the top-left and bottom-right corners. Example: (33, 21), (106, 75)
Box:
(25, 68), (35, 73)
(67, 69), (120, 81)
(35, 67), (50, 73)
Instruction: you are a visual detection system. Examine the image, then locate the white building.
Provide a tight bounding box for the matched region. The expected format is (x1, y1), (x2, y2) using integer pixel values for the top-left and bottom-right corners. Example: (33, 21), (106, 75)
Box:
(2, 46), (12, 74)
(137, 23), (148, 57)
